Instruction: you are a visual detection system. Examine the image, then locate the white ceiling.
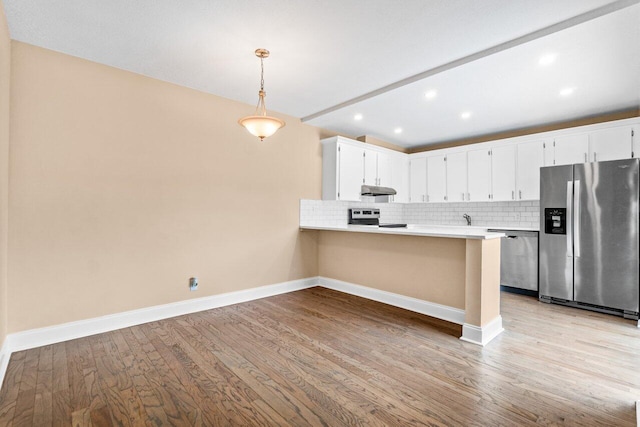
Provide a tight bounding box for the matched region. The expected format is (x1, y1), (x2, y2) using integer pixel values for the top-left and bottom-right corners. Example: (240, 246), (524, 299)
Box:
(3, 0), (640, 148)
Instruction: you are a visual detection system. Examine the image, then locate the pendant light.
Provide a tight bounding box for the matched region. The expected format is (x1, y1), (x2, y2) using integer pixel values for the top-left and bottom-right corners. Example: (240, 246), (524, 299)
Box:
(238, 49), (285, 141)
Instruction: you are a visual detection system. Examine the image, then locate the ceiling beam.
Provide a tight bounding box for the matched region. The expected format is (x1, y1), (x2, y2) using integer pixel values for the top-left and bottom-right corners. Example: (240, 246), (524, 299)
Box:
(302, 0), (640, 122)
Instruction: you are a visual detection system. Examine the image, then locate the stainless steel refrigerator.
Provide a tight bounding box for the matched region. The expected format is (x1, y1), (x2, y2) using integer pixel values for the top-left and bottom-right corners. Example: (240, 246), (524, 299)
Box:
(539, 158), (639, 319)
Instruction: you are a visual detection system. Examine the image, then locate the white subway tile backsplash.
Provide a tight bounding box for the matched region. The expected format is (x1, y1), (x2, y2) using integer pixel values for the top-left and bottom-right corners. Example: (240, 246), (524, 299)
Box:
(300, 199), (540, 229)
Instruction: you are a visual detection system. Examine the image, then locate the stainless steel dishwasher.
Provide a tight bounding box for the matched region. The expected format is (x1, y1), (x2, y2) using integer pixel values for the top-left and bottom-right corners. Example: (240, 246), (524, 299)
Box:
(488, 229), (539, 294)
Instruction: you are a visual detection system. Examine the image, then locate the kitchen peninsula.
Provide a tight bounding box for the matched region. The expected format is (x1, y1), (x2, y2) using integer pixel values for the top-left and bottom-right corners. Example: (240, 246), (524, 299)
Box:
(300, 221), (505, 346)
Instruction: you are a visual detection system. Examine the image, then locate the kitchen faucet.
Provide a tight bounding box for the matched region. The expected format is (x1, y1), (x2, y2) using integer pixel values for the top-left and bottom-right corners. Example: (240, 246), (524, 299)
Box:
(463, 213), (471, 226)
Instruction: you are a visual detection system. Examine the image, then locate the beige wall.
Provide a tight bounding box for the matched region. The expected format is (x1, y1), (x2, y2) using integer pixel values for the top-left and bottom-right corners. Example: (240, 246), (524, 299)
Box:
(8, 42), (322, 333)
(0, 1), (9, 344)
(317, 231), (466, 309)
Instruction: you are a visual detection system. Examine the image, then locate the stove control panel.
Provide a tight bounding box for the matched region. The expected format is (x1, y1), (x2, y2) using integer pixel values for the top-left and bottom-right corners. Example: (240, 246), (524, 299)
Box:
(349, 208), (380, 225)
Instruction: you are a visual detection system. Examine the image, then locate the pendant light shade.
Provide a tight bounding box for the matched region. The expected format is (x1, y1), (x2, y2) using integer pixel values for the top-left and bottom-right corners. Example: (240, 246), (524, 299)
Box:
(239, 49), (285, 141)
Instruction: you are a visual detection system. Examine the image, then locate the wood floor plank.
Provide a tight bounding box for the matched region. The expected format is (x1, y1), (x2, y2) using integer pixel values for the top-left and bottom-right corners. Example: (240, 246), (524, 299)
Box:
(0, 351), (27, 425)
(187, 310), (356, 427)
(138, 322), (232, 426)
(123, 325), (204, 425)
(215, 305), (436, 426)
(65, 340), (91, 413)
(1, 287), (639, 426)
(157, 319), (281, 426)
(32, 345), (54, 426)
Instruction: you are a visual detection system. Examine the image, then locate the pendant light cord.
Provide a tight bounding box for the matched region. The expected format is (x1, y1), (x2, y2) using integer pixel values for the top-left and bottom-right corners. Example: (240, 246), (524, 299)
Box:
(260, 56), (265, 92)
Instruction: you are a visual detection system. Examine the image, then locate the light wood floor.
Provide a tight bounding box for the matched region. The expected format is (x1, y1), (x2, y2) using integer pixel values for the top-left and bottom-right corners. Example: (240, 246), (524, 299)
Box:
(0, 287), (639, 426)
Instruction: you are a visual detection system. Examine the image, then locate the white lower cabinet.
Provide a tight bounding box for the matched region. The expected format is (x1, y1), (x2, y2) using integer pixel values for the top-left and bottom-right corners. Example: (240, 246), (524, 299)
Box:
(445, 152), (466, 202)
(427, 155), (447, 202)
(467, 148), (491, 202)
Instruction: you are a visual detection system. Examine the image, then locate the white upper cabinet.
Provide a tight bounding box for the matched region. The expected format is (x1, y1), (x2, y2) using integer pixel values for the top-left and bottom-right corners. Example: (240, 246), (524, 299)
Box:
(325, 118), (639, 204)
(337, 142), (365, 201)
(589, 126), (633, 162)
(427, 155), (447, 202)
(553, 134), (589, 166)
(391, 153), (409, 203)
(491, 145), (517, 201)
(516, 140), (546, 200)
(467, 148), (492, 202)
(321, 136), (409, 202)
(363, 148), (377, 186)
(446, 152), (467, 202)
(376, 151), (392, 187)
(409, 157), (427, 203)
(364, 148), (393, 187)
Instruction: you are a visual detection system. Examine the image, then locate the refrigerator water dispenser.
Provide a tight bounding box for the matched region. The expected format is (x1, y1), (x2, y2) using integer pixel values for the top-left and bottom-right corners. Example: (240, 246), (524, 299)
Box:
(544, 208), (566, 234)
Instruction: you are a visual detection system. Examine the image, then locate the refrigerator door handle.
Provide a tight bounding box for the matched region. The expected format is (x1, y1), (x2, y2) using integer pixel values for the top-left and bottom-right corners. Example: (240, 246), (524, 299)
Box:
(567, 181), (573, 257)
(574, 180), (581, 258)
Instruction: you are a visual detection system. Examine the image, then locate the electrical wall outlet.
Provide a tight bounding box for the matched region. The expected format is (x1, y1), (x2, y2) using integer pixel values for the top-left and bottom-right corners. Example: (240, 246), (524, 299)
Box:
(189, 277), (198, 291)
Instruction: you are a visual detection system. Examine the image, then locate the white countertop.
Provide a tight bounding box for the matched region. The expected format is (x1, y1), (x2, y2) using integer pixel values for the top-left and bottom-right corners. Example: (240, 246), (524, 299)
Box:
(300, 224), (508, 240)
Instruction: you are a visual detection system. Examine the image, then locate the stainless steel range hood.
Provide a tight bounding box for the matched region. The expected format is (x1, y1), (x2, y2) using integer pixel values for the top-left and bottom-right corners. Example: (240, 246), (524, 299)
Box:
(360, 185), (397, 196)
(360, 185), (397, 203)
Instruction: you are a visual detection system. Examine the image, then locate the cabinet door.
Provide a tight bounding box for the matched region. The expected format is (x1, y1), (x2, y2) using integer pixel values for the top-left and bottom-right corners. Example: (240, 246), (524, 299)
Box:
(589, 126), (633, 162)
(446, 152), (467, 202)
(427, 155), (447, 202)
(376, 151), (391, 186)
(391, 154), (409, 203)
(467, 148), (491, 202)
(363, 149), (377, 186)
(409, 157), (427, 203)
(491, 145), (516, 201)
(337, 143), (364, 201)
(553, 134), (589, 166)
(517, 140), (545, 200)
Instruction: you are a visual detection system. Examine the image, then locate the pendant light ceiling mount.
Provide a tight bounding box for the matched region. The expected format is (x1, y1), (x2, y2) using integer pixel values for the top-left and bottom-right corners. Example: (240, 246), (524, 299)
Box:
(238, 48), (285, 141)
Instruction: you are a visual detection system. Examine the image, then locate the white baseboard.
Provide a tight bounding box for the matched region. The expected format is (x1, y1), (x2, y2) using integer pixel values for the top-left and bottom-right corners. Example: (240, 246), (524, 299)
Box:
(460, 315), (504, 346)
(6, 277), (319, 355)
(318, 276), (466, 325)
(636, 400), (639, 427)
(0, 337), (10, 388)
(0, 275), (489, 389)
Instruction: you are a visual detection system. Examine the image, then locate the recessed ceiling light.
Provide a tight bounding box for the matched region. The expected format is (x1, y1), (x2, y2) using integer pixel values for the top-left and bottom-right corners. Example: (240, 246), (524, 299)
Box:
(354, 113), (363, 121)
(559, 87), (575, 97)
(538, 53), (557, 66)
(425, 89), (437, 100)
(460, 111), (472, 120)
(394, 128), (402, 134)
